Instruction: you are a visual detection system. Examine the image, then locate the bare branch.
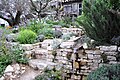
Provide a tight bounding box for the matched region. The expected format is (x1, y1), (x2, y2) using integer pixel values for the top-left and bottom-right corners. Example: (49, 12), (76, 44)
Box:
(30, 0), (39, 13)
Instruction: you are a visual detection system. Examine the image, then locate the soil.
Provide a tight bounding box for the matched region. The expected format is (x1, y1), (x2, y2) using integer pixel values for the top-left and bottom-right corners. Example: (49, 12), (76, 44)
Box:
(17, 66), (41, 80)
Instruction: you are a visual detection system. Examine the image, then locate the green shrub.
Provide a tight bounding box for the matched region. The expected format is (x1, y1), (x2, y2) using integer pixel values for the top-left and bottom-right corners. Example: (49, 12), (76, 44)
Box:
(18, 26), (26, 32)
(52, 39), (61, 50)
(27, 20), (42, 34)
(46, 20), (70, 28)
(0, 54), (12, 77)
(38, 27), (53, 39)
(11, 45), (28, 64)
(87, 64), (120, 80)
(53, 30), (63, 38)
(37, 34), (45, 42)
(101, 53), (109, 63)
(46, 20), (59, 25)
(77, 0), (120, 45)
(17, 29), (37, 44)
(0, 28), (28, 77)
(0, 45), (28, 77)
(62, 34), (70, 41)
(35, 68), (62, 80)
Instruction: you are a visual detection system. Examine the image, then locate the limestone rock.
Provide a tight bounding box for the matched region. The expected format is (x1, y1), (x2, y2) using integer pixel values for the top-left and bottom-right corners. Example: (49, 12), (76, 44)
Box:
(4, 65), (14, 73)
(28, 59), (57, 70)
(88, 53), (94, 59)
(107, 56), (116, 61)
(100, 46), (117, 52)
(0, 76), (5, 80)
(32, 42), (41, 49)
(60, 41), (75, 49)
(68, 37), (81, 42)
(118, 47), (120, 52)
(24, 51), (33, 59)
(34, 49), (48, 59)
(47, 45), (53, 51)
(13, 63), (20, 71)
(83, 43), (88, 49)
(21, 44), (33, 51)
(85, 50), (94, 54)
(93, 50), (101, 55)
(41, 39), (53, 49)
(5, 33), (17, 42)
(28, 59), (47, 70)
(37, 35), (45, 42)
(104, 52), (117, 56)
(109, 61), (117, 64)
(94, 55), (101, 60)
(6, 42), (19, 48)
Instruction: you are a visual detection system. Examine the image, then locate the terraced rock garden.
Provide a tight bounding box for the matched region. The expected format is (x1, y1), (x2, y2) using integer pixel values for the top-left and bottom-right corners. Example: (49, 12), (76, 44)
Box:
(0, 0), (120, 80)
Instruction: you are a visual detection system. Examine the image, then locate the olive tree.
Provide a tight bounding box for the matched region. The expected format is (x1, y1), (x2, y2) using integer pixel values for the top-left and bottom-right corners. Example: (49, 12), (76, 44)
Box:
(30, 0), (52, 20)
(0, 0), (29, 26)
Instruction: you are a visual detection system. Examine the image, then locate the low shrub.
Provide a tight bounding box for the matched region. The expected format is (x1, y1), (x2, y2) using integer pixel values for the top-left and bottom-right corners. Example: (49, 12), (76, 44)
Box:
(11, 45), (28, 64)
(38, 27), (53, 39)
(35, 68), (62, 80)
(37, 34), (45, 42)
(17, 29), (37, 44)
(0, 28), (28, 77)
(46, 20), (70, 28)
(52, 39), (61, 50)
(0, 45), (28, 77)
(87, 64), (120, 80)
(27, 20), (42, 34)
(62, 34), (71, 41)
(53, 30), (63, 38)
(0, 54), (12, 76)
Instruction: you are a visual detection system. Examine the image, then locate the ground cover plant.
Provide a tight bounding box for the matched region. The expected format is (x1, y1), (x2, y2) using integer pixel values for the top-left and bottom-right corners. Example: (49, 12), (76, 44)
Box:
(38, 27), (54, 39)
(87, 64), (120, 80)
(0, 28), (28, 76)
(0, 45), (28, 77)
(35, 68), (62, 80)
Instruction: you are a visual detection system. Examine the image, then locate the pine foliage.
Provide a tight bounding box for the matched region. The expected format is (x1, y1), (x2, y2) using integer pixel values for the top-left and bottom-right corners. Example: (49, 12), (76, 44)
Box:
(77, 0), (120, 45)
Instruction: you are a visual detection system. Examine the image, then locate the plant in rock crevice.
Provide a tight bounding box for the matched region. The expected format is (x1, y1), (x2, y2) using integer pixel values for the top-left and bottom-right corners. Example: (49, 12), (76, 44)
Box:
(35, 68), (62, 80)
(101, 53), (109, 63)
(51, 39), (61, 62)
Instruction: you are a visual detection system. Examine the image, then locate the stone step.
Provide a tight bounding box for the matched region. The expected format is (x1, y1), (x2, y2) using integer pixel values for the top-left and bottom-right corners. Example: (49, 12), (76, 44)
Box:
(28, 59), (57, 70)
(33, 49), (48, 59)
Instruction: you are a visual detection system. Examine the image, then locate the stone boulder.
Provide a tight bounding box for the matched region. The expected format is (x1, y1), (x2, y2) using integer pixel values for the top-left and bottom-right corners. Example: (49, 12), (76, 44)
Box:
(37, 35), (45, 42)
(21, 44), (34, 51)
(28, 59), (57, 70)
(100, 46), (117, 52)
(5, 33), (17, 42)
(60, 41), (75, 49)
(34, 49), (48, 59)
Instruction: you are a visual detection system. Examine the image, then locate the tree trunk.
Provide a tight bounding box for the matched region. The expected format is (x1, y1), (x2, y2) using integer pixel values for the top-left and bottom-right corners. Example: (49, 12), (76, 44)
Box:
(38, 13), (41, 21)
(13, 11), (22, 26)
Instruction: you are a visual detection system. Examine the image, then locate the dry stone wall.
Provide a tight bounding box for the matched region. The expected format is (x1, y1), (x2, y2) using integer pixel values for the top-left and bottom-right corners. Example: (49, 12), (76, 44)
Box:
(18, 28), (120, 80)
(21, 39), (120, 80)
(3, 28), (119, 80)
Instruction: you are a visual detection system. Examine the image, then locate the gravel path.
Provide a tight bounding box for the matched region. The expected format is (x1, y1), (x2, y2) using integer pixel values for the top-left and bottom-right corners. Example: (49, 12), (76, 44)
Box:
(18, 66), (41, 80)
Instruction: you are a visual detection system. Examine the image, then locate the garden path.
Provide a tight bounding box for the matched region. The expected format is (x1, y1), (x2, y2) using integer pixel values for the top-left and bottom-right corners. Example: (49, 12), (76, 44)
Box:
(17, 66), (41, 80)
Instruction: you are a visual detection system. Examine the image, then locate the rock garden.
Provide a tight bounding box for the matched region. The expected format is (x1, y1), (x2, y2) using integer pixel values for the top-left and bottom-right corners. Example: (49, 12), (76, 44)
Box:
(0, 0), (120, 80)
